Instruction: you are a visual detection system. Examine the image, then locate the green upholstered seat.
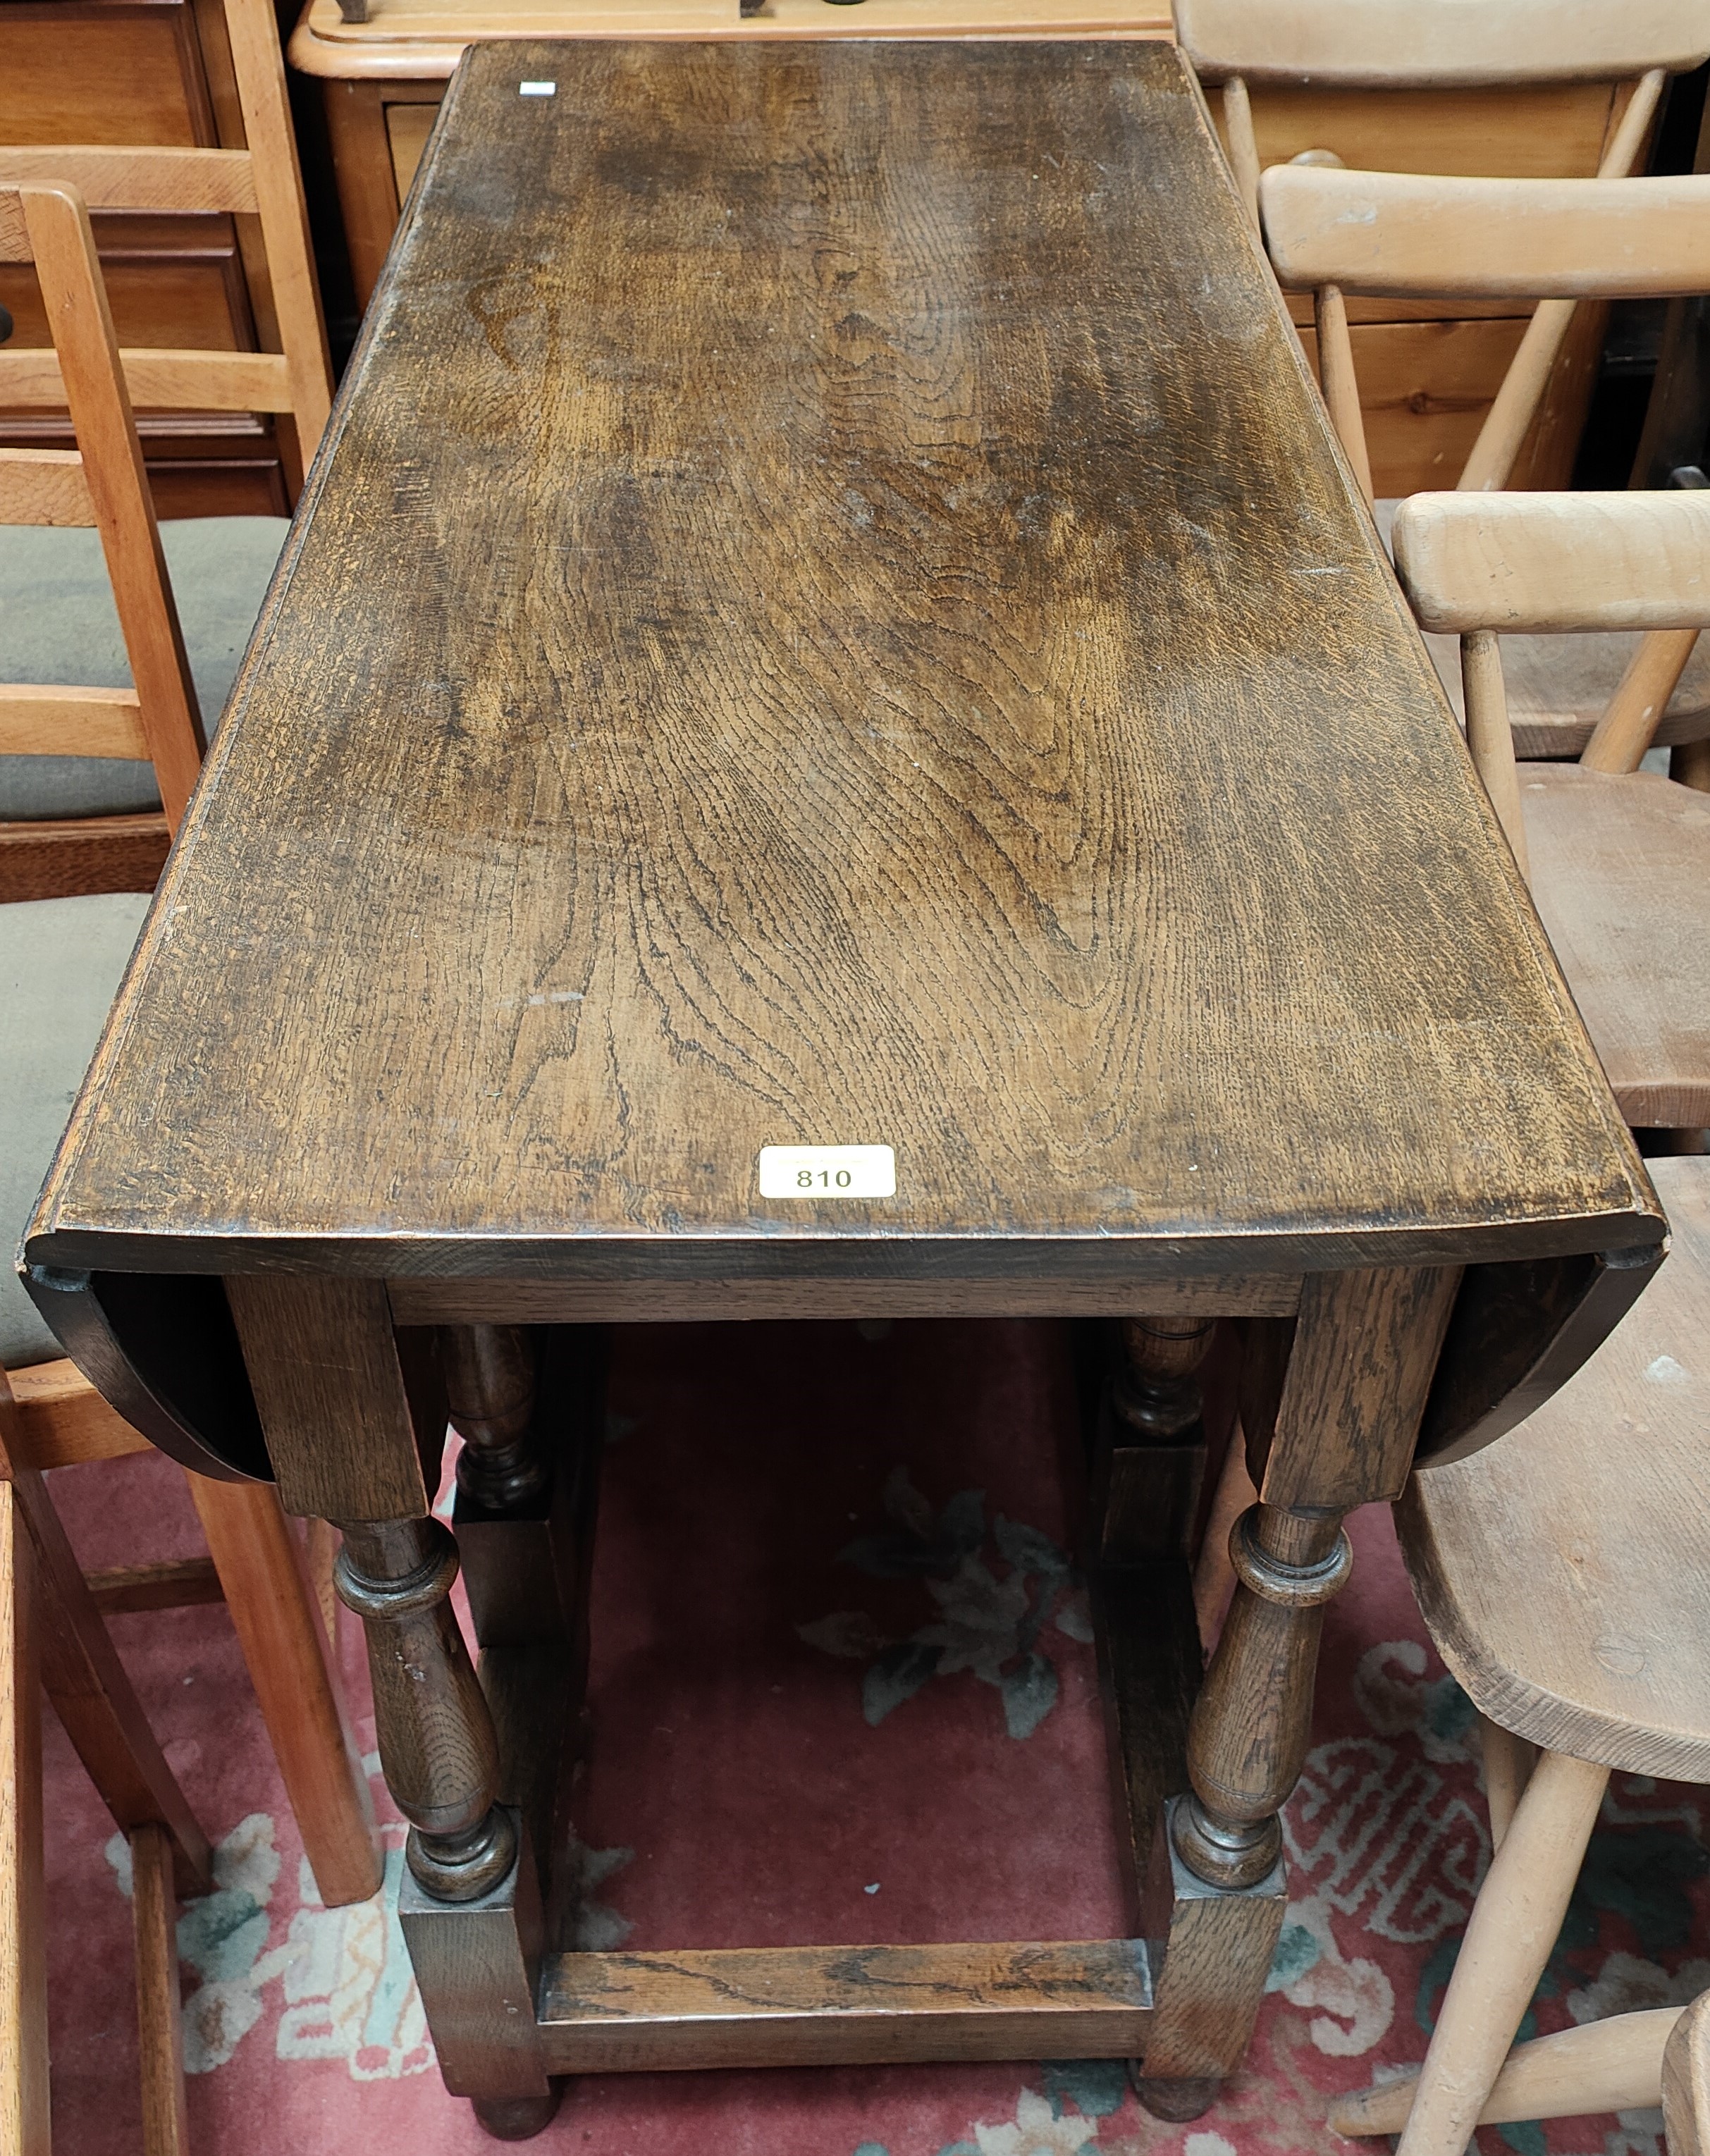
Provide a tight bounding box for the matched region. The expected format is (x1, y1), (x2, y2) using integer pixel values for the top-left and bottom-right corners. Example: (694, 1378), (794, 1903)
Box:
(1, 891), (151, 1367)
(0, 515), (288, 820)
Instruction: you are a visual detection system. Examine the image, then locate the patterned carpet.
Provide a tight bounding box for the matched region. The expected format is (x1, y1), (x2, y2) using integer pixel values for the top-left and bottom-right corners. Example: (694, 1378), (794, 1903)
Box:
(41, 1317), (1709, 2154)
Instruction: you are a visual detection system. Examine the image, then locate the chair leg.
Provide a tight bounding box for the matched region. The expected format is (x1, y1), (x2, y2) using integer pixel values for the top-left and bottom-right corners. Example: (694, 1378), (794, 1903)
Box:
(1663, 1992), (1710, 2156)
(0, 1480), (50, 2156)
(130, 1821), (189, 2156)
(1396, 1749), (1608, 2156)
(187, 1477), (382, 1906)
(1480, 1714), (1538, 1852)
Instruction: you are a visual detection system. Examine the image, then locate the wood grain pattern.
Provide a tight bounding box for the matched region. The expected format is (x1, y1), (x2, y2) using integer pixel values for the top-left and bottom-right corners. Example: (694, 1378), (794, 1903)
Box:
(1400, 1157), (1710, 1779)
(85, 1555), (223, 1615)
(0, 145), (257, 215)
(1264, 168), (1710, 302)
(1394, 491), (1710, 636)
(24, 42), (1656, 1295)
(1392, 1751), (1608, 2156)
(225, 1273), (431, 1522)
(0, 1474), (49, 2156)
(11, 183), (206, 828)
(1523, 766), (1710, 1131)
(189, 1476), (382, 1906)
(1175, 0), (1710, 87)
(0, 1374), (213, 1898)
(534, 1940), (1152, 2072)
(1332, 2004), (1678, 2135)
(0, 343), (293, 409)
(0, 683), (150, 760)
(387, 1275), (1304, 1325)
(130, 1820), (190, 2156)
(5, 1357), (152, 1471)
(0, 445), (96, 524)
(0, 811), (170, 901)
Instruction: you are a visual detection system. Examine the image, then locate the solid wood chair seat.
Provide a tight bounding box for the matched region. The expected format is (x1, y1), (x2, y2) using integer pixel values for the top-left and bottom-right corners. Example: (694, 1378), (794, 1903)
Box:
(1374, 500), (1710, 758)
(1521, 763), (1710, 1128)
(1398, 1154), (1710, 1780)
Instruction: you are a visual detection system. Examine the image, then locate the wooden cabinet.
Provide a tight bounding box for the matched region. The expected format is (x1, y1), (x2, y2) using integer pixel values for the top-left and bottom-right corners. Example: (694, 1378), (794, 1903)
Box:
(0, 0), (295, 516)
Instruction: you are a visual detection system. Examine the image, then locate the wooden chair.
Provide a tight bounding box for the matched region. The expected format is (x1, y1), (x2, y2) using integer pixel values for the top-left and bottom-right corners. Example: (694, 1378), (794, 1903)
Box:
(0, 0), (331, 485)
(0, 180), (379, 1932)
(2, 1365), (219, 2156)
(1263, 161), (1710, 789)
(1387, 488), (1710, 1131)
(1179, 0), (1710, 774)
(1333, 1978), (1710, 2143)
(1322, 1152), (1710, 2156)
(0, 0), (331, 900)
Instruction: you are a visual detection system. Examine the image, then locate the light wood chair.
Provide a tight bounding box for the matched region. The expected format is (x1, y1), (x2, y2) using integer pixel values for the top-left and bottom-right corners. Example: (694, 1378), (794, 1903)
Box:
(1334, 1978), (1710, 2143)
(0, 181), (379, 1928)
(0, 0), (333, 488)
(1389, 488), (1710, 1131)
(1262, 158), (1710, 786)
(0, 0), (331, 902)
(1181, 0), (1710, 775)
(1, 1365), (219, 2156)
(1322, 1152), (1710, 2156)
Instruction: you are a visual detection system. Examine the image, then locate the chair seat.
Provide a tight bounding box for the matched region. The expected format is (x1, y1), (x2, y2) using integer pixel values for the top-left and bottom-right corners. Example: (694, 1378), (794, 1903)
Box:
(0, 890), (151, 1367)
(0, 516), (288, 820)
(1397, 1153), (1710, 1782)
(1374, 500), (1710, 759)
(1523, 764), (1710, 1130)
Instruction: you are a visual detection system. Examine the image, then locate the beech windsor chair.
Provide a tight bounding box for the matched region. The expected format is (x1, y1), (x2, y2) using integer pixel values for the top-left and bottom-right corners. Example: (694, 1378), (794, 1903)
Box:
(1298, 489), (1710, 2156)
(1263, 164), (1710, 794)
(1179, 0), (1710, 779)
(0, 179), (379, 1945)
(1333, 1954), (1710, 2143)
(1386, 487), (1710, 1133)
(0, 0), (333, 899)
(1322, 1152), (1710, 2156)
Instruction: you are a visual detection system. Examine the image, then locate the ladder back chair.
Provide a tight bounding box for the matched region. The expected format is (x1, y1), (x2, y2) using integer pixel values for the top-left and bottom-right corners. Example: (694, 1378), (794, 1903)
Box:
(0, 0), (333, 491)
(0, 0), (328, 900)
(1390, 486), (1710, 1131)
(0, 181), (380, 1923)
(1, 1369), (216, 2156)
(1266, 164), (1710, 775)
(1322, 1152), (1710, 2156)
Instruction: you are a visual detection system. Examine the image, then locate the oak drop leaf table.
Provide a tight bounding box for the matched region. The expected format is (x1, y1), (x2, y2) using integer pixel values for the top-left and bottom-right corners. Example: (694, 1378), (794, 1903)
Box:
(20, 37), (1664, 2140)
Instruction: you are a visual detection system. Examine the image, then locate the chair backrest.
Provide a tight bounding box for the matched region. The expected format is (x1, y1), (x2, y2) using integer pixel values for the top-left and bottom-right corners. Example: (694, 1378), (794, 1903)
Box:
(0, 185), (205, 832)
(1264, 167), (1710, 302)
(1176, 0), (1710, 88)
(1390, 491), (1710, 870)
(0, 0), (333, 478)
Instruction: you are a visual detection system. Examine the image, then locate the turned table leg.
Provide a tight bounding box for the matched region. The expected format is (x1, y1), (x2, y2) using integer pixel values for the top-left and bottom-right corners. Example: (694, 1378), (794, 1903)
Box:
(226, 1278), (558, 2140)
(1135, 1266), (1462, 2121)
(443, 1323), (603, 1918)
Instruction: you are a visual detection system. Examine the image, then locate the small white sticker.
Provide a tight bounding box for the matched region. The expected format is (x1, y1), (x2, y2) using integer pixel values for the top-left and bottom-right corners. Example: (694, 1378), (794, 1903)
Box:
(519, 79), (556, 95)
(758, 1145), (895, 1199)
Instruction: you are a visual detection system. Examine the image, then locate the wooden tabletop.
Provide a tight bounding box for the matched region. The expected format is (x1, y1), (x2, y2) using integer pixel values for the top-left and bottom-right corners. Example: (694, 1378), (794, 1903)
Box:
(27, 39), (1659, 1288)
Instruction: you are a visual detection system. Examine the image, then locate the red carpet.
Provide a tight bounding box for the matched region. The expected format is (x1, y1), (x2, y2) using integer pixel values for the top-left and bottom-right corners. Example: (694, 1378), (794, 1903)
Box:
(42, 1318), (1709, 2153)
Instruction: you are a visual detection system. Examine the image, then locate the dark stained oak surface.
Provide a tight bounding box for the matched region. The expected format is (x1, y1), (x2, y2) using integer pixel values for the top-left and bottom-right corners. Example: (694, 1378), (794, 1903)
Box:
(25, 39), (1659, 1283)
